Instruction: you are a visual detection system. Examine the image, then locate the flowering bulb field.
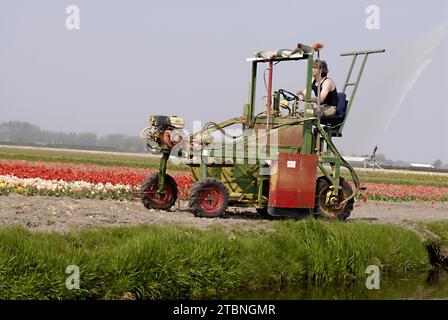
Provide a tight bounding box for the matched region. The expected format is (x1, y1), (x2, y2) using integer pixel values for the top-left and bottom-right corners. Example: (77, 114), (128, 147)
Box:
(350, 182), (448, 202)
(0, 158), (447, 202)
(0, 160), (192, 199)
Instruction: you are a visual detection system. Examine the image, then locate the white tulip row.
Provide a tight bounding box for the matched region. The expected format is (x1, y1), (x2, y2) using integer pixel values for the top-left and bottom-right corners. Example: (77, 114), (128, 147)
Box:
(0, 174), (136, 193)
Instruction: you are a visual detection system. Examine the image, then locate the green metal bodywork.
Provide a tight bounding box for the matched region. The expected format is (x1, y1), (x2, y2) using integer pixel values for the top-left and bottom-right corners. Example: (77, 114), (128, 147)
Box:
(155, 46), (384, 210)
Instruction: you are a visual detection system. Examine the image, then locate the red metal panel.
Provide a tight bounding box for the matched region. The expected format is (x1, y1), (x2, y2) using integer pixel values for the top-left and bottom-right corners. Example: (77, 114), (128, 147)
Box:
(297, 154), (319, 207)
(268, 153), (318, 208)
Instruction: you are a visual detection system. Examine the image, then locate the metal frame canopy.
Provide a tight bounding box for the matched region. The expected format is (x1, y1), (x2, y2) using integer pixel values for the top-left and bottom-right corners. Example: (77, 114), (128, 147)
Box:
(246, 50), (310, 63)
(245, 43), (317, 127)
(246, 43), (317, 63)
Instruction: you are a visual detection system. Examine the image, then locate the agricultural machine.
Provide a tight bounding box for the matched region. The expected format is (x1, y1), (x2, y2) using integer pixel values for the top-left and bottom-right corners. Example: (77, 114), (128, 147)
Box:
(139, 43), (385, 220)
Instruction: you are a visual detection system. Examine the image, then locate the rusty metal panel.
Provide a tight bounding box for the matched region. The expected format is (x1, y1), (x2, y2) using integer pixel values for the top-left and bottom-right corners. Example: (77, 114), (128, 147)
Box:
(268, 153), (318, 208)
(278, 125), (303, 147)
(253, 124), (303, 148)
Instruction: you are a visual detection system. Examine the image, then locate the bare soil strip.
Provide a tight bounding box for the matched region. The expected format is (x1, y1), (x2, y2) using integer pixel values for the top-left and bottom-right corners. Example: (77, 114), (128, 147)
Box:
(1, 194), (447, 233)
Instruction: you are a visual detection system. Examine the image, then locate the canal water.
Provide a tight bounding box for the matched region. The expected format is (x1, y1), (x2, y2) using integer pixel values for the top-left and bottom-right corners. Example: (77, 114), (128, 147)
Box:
(224, 270), (448, 300)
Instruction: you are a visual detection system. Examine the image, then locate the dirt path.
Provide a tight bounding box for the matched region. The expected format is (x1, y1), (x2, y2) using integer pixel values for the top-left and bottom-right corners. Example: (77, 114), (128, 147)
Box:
(349, 201), (448, 225)
(0, 194), (447, 233)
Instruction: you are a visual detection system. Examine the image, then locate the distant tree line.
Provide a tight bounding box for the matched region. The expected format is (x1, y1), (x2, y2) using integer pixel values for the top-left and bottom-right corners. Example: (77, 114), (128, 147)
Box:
(0, 121), (147, 153)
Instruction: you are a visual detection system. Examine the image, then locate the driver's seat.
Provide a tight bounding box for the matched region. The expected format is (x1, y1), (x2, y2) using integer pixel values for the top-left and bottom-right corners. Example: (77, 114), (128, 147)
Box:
(320, 92), (348, 136)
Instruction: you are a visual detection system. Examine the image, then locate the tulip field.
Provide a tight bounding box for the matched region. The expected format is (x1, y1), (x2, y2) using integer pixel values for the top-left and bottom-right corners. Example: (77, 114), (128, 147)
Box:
(0, 152), (447, 203)
(0, 145), (447, 203)
(356, 182), (448, 202)
(0, 159), (192, 200)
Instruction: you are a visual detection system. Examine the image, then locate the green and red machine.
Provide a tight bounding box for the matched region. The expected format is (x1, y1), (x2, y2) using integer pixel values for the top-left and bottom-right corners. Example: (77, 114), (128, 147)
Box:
(139, 43), (385, 220)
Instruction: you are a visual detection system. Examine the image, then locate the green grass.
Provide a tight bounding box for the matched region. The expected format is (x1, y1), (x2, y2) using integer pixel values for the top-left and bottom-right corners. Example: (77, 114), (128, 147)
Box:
(424, 221), (448, 244)
(418, 221), (448, 267)
(0, 219), (430, 299)
(0, 146), (189, 171)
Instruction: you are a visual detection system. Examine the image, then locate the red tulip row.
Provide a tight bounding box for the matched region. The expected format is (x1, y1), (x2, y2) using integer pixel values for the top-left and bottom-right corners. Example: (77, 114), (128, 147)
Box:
(0, 159), (185, 176)
(0, 163), (192, 197)
(351, 182), (448, 202)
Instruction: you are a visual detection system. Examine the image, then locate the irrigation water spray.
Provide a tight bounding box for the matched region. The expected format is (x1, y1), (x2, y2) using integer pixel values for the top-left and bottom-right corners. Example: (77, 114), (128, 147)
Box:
(383, 22), (448, 133)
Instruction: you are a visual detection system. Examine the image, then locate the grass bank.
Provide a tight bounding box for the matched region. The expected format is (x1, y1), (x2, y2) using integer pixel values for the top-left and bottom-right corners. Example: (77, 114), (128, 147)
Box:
(0, 219), (430, 299)
(418, 221), (448, 267)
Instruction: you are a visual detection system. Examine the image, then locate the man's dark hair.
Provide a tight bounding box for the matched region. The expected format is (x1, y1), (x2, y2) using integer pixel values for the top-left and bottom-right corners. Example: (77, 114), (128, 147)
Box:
(313, 59), (328, 77)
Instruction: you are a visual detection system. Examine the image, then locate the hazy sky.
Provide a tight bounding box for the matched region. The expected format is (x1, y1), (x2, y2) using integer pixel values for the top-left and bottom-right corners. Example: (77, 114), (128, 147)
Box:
(0, 0), (447, 163)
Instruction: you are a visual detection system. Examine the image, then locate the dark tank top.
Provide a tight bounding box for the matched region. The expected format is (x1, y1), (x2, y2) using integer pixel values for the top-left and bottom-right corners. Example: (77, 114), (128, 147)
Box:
(312, 77), (339, 106)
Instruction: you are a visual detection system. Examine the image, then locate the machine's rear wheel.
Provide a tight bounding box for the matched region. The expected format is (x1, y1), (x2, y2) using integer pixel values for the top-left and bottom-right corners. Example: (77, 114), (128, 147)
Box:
(256, 207), (272, 219)
(315, 177), (354, 221)
(189, 178), (229, 218)
(140, 173), (178, 210)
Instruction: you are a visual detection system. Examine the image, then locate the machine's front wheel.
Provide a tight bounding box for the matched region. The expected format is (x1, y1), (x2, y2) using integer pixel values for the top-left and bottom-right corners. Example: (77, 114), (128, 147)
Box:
(189, 178), (229, 218)
(140, 173), (178, 210)
(315, 177), (354, 221)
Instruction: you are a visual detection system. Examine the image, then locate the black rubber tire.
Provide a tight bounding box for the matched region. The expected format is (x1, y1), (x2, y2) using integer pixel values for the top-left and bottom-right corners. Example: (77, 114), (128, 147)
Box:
(188, 178), (229, 218)
(140, 173), (178, 210)
(256, 207), (272, 219)
(315, 176), (354, 221)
